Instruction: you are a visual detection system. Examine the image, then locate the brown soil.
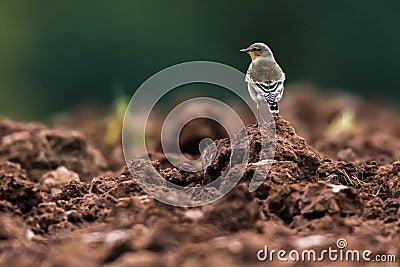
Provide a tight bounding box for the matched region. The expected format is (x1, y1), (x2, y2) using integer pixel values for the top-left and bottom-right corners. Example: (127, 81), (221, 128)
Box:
(0, 89), (399, 266)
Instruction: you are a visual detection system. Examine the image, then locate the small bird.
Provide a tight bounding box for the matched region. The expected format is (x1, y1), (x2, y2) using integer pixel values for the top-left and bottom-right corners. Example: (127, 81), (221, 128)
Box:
(241, 42), (285, 124)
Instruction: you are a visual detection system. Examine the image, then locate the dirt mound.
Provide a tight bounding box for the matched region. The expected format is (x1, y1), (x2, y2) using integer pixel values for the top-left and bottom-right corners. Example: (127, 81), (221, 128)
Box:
(0, 119), (107, 182)
(0, 106), (398, 266)
(0, 161), (43, 214)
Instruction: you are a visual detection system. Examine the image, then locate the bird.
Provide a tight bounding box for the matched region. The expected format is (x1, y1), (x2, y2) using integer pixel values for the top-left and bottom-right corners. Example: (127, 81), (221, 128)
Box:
(241, 42), (285, 125)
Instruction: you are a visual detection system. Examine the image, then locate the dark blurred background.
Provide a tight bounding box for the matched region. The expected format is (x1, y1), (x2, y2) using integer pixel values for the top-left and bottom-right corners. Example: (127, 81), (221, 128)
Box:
(1, 1), (399, 119)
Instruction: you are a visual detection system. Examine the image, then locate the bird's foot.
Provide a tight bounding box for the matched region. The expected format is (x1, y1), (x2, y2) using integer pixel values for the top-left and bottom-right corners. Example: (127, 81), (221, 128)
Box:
(273, 113), (281, 120)
(252, 120), (267, 128)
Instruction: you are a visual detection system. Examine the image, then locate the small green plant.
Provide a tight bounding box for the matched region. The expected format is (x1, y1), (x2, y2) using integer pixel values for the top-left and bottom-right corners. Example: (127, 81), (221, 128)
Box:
(104, 94), (129, 147)
(324, 108), (358, 138)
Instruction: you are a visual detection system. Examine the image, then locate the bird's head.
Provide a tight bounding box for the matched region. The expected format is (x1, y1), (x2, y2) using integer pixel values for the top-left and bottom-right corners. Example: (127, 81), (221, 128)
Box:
(240, 42), (273, 60)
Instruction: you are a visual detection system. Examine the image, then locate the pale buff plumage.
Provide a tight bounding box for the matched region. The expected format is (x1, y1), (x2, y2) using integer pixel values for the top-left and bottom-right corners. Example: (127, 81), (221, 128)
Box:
(241, 42), (285, 124)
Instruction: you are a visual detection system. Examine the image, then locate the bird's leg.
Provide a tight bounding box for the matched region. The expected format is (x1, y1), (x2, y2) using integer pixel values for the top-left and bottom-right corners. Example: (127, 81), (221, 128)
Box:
(253, 103), (260, 127)
(257, 103), (268, 126)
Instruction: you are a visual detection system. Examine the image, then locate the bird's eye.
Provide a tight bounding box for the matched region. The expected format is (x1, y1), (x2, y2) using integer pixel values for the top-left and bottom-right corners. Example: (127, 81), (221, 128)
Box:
(250, 48), (257, 52)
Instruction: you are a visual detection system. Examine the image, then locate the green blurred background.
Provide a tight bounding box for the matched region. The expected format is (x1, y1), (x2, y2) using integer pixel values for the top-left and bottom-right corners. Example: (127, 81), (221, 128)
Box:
(1, 1), (399, 119)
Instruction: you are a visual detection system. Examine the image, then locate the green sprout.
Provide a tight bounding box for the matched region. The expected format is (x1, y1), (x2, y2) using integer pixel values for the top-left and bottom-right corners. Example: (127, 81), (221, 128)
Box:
(324, 108), (358, 139)
(104, 93), (129, 147)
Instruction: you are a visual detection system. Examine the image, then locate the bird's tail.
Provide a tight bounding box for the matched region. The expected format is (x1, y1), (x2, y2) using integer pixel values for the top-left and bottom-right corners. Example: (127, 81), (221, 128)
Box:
(268, 101), (279, 113)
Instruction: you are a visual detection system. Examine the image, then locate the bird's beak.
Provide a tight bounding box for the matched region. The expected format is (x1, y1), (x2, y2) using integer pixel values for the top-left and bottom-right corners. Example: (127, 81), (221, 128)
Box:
(240, 48), (249, 53)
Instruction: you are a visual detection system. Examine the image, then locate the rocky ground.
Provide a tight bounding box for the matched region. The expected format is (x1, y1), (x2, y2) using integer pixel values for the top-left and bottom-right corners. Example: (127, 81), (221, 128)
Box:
(0, 88), (399, 266)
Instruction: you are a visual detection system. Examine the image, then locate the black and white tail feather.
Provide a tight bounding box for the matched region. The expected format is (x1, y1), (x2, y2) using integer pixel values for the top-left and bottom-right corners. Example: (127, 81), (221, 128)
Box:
(254, 80), (284, 113)
(246, 71), (285, 115)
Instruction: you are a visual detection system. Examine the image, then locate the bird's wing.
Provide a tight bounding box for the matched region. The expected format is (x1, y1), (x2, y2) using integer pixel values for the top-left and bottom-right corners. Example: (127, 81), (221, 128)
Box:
(248, 59), (285, 94)
(252, 79), (284, 93)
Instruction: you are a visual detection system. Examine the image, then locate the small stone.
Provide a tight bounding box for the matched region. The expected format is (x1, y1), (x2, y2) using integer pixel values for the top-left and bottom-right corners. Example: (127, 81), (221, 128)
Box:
(40, 166), (80, 195)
